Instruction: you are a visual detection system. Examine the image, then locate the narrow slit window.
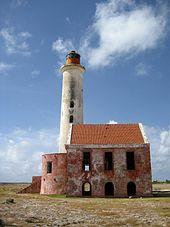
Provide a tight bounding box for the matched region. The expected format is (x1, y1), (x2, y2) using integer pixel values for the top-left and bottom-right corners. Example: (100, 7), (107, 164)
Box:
(83, 152), (90, 171)
(69, 115), (73, 123)
(105, 152), (113, 170)
(126, 152), (135, 170)
(47, 161), (52, 173)
(70, 101), (74, 108)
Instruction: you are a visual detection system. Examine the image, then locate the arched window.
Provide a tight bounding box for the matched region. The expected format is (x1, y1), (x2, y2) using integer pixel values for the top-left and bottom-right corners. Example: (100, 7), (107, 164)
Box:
(69, 115), (73, 123)
(82, 182), (91, 196)
(127, 182), (136, 196)
(105, 182), (114, 196)
(70, 101), (74, 108)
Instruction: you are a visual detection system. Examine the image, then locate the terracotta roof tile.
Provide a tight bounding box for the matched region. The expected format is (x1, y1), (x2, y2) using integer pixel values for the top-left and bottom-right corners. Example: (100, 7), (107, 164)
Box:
(71, 124), (144, 145)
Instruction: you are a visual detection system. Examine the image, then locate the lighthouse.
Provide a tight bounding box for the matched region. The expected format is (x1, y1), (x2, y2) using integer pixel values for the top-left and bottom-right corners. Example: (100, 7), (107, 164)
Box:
(25, 51), (152, 198)
(59, 51), (85, 153)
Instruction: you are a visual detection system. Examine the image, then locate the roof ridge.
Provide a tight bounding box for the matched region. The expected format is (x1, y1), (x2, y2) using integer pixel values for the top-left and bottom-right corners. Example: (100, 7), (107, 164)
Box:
(73, 123), (140, 126)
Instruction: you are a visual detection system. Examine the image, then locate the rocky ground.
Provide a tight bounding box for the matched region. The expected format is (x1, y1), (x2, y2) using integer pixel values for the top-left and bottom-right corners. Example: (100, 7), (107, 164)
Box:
(0, 184), (169, 226)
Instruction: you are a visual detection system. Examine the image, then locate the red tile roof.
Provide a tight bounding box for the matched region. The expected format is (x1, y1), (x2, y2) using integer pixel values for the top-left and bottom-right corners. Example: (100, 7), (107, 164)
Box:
(71, 124), (144, 145)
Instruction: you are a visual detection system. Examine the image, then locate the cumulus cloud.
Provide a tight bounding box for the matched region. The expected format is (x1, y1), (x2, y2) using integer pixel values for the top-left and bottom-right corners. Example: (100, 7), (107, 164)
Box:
(144, 125), (170, 180)
(0, 27), (31, 56)
(79, 0), (167, 68)
(52, 1), (167, 68)
(0, 62), (14, 74)
(0, 128), (59, 182)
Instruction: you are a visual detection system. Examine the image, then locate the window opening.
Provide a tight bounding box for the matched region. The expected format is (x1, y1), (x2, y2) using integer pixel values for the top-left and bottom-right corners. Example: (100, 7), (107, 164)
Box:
(126, 152), (135, 170)
(70, 101), (74, 108)
(127, 182), (136, 196)
(82, 182), (91, 196)
(47, 161), (52, 173)
(69, 115), (73, 123)
(105, 152), (113, 170)
(105, 182), (114, 196)
(83, 152), (90, 171)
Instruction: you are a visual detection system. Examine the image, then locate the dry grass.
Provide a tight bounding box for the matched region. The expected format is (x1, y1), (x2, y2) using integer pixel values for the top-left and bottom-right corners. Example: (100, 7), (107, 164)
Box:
(0, 183), (169, 226)
(153, 183), (170, 191)
(0, 183), (29, 194)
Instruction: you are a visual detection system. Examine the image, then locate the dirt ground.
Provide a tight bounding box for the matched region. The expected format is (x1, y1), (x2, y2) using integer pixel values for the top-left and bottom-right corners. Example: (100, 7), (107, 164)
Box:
(0, 184), (169, 226)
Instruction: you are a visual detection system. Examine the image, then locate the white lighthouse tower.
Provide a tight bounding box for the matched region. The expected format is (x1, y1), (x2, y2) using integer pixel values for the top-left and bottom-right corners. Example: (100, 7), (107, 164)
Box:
(59, 51), (85, 153)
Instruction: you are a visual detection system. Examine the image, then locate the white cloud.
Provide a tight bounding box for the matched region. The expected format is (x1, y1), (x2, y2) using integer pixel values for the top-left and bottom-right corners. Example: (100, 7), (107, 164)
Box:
(80, 0), (167, 68)
(0, 128), (59, 182)
(0, 27), (31, 56)
(144, 125), (170, 180)
(52, 38), (74, 55)
(135, 62), (148, 76)
(108, 120), (118, 124)
(0, 62), (14, 74)
(52, 38), (74, 65)
(19, 31), (31, 38)
(31, 70), (40, 76)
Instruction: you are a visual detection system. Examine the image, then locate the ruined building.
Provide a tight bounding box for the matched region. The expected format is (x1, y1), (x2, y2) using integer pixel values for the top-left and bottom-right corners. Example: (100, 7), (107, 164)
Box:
(21, 51), (152, 197)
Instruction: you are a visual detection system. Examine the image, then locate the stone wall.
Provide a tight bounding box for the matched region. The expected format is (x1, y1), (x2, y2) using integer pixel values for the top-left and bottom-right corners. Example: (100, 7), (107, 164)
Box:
(18, 176), (41, 194)
(66, 145), (152, 197)
(40, 153), (67, 195)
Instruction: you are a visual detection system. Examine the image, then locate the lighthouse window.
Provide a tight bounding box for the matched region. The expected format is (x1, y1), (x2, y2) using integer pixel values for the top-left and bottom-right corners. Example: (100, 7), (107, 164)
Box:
(70, 101), (74, 108)
(47, 161), (52, 173)
(69, 115), (73, 123)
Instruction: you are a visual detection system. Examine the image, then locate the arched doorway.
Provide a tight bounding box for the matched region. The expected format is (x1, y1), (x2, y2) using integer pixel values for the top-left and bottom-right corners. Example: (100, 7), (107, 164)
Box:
(82, 182), (91, 196)
(127, 182), (136, 196)
(105, 182), (114, 196)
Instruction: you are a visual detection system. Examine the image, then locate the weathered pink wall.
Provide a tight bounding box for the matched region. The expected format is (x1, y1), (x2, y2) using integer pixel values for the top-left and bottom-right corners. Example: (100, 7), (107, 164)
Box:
(66, 145), (152, 197)
(40, 153), (67, 195)
(19, 176), (41, 194)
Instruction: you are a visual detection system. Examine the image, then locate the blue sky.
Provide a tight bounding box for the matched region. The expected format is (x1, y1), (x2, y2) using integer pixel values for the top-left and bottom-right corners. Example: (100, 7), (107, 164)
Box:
(0, 0), (169, 182)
